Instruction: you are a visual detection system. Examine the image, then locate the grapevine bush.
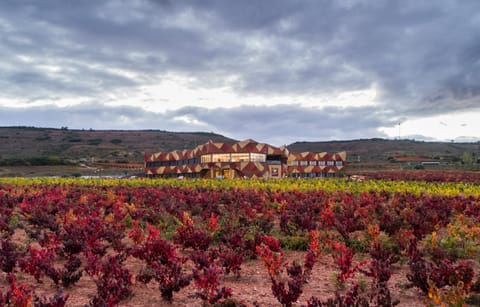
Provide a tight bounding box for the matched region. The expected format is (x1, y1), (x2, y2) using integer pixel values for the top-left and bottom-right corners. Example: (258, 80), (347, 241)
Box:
(0, 176), (479, 305)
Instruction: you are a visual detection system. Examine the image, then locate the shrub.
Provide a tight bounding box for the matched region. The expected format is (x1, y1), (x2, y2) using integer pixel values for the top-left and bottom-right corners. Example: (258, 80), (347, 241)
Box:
(19, 246), (82, 288)
(173, 212), (211, 251)
(0, 273), (34, 307)
(192, 263), (232, 305)
(87, 139), (102, 145)
(257, 232), (321, 307)
(130, 224), (191, 301)
(279, 235), (308, 251)
(0, 239), (21, 273)
(216, 245), (245, 277)
(407, 240), (475, 294)
(330, 241), (367, 285)
(87, 253), (132, 306)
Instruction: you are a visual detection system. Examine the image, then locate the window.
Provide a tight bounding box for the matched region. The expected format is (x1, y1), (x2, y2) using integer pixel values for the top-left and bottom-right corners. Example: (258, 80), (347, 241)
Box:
(336, 161), (343, 166)
(289, 160), (299, 166)
(327, 161), (335, 166)
(300, 161), (308, 166)
(250, 153), (266, 162)
(267, 160), (281, 164)
(318, 160), (326, 166)
(201, 155), (212, 163)
(212, 153), (230, 162)
(231, 153), (249, 162)
(309, 161), (317, 166)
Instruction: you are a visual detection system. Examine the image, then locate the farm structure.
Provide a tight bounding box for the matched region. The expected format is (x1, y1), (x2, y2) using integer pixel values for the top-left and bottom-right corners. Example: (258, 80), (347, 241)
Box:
(144, 139), (346, 178)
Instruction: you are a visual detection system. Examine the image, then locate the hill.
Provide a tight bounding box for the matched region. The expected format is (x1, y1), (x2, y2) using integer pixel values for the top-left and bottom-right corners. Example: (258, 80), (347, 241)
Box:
(0, 127), (236, 164)
(288, 138), (479, 168)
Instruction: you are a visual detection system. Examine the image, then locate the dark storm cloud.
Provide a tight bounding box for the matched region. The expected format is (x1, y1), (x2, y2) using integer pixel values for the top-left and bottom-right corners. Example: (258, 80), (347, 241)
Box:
(0, 104), (394, 145)
(171, 104), (395, 144)
(0, 104), (164, 131)
(0, 0), (479, 138)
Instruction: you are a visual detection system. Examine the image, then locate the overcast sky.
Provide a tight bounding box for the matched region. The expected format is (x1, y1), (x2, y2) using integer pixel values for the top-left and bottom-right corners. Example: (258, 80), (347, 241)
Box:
(1, 0), (479, 145)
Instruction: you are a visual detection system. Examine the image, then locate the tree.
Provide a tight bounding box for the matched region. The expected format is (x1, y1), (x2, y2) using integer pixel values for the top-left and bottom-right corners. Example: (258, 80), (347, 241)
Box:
(461, 152), (474, 165)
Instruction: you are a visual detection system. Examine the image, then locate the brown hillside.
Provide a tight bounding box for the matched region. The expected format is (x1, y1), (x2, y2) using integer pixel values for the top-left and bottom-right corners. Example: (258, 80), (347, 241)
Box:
(287, 138), (479, 164)
(0, 127), (236, 163)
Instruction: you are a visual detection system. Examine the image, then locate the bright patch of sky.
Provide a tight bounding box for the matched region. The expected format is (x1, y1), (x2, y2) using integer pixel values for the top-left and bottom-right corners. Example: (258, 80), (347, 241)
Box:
(381, 111), (480, 142)
(101, 73), (379, 112)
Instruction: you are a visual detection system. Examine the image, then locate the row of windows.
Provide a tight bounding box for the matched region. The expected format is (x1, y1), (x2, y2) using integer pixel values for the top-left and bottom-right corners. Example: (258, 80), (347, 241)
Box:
(146, 158), (200, 167)
(201, 153), (266, 163)
(289, 160), (343, 166)
(290, 172), (337, 178)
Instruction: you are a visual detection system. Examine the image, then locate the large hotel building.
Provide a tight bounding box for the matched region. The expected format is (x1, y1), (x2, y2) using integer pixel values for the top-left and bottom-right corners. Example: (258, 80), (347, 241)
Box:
(144, 140), (346, 179)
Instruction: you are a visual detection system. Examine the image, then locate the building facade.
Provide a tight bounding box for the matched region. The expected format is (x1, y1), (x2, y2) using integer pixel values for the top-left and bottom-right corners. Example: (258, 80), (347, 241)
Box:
(144, 140), (346, 178)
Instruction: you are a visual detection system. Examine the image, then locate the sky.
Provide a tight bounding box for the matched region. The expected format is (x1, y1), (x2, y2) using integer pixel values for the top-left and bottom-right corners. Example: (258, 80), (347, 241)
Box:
(0, 0), (479, 145)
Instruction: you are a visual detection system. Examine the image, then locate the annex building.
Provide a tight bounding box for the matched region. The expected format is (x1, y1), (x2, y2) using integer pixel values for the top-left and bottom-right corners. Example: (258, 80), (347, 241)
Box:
(144, 140), (346, 179)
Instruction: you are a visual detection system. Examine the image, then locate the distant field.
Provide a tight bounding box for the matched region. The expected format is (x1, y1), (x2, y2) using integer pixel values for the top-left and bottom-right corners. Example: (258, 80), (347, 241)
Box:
(0, 165), (143, 178)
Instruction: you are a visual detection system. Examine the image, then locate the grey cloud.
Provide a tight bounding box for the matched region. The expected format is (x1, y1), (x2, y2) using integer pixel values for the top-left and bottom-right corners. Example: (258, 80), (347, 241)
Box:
(1, 60), (137, 99)
(201, 0), (480, 114)
(173, 104), (394, 144)
(0, 0), (245, 100)
(0, 103), (164, 131)
(0, 0), (479, 134)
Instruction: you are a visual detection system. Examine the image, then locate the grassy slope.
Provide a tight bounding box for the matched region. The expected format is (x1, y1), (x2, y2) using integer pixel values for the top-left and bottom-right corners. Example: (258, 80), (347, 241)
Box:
(0, 127), (236, 163)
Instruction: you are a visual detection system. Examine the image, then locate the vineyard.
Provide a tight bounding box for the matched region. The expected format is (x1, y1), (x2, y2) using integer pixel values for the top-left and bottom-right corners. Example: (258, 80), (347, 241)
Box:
(0, 177), (479, 306)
